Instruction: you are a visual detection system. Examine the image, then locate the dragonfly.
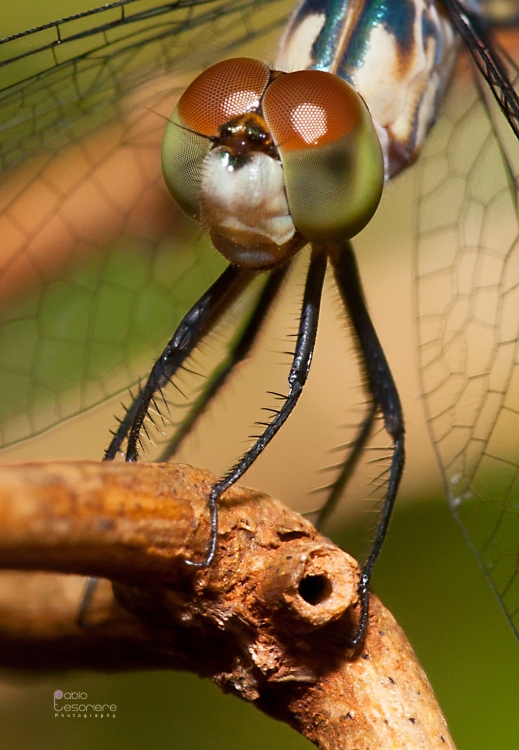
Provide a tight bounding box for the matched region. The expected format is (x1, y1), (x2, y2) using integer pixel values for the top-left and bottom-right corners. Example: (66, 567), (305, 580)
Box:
(1, 0), (519, 644)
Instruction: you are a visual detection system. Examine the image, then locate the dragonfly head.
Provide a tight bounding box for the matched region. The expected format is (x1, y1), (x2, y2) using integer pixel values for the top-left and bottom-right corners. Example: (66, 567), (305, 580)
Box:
(162, 58), (384, 269)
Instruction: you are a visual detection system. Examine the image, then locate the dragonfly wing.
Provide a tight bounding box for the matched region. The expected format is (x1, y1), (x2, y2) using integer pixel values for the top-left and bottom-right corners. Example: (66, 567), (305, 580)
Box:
(415, 46), (519, 637)
(0, 0), (290, 451)
(0, 0), (288, 172)
(443, 0), (519, 139)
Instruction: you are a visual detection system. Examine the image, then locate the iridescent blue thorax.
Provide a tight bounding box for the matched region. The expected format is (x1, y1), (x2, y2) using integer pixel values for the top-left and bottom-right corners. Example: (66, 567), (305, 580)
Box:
(276, 0), (462, 177)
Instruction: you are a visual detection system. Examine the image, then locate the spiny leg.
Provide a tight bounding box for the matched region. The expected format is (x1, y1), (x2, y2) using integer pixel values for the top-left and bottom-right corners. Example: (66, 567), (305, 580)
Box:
(329, 241), (405, 647)
(187, 246), (328, 568)
(315, 400), (378, 531)
(104, 263), (255, 461)
(158, 266), (290, 462)
(78, 264), (255, 627)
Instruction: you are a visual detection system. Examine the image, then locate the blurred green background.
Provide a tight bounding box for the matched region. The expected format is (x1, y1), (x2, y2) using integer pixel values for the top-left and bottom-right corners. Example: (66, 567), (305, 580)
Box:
(1, 2), (519, 749)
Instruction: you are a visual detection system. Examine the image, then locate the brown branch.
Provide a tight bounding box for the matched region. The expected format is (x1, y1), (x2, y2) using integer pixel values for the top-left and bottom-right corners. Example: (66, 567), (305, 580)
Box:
(0, 460), (455, 749)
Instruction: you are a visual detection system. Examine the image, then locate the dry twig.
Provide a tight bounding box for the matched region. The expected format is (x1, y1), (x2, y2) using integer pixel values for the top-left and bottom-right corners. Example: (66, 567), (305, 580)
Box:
(0, 460), (455, 749)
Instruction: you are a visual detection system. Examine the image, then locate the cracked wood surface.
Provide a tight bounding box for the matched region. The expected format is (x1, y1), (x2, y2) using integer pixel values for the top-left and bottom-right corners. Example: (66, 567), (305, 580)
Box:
(0, 460), (455, 749)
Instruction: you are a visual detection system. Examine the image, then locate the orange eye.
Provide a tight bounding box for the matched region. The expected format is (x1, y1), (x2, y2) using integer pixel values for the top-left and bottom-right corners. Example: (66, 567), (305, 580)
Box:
(177, 57), (270, 136)
(262, 69), (384, 242)
(262, 70), (363, 152)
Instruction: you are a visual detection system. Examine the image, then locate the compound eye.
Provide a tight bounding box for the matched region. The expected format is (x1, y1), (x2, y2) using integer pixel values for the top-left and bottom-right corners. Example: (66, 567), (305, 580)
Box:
(162, 58), (271, 220)
(177, 57), (271, 136)
(262, 70), (384, 241)
(263, 69), (361, 151)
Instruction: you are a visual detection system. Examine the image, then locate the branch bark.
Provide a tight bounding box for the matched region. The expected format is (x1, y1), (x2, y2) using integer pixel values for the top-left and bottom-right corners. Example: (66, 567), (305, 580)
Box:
(0, 460), (455, 749)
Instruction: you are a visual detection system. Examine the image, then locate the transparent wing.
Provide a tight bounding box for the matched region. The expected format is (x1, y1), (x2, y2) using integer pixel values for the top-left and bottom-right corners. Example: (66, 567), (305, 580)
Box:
(0, 0), (291, 450)
(415, 47), (519, 637)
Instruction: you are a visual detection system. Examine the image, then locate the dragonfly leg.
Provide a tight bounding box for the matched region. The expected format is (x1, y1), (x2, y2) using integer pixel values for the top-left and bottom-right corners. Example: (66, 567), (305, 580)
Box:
(77, 576), (98, 628)
(314, 400), (378, 531)
(186, 246), (327, 567)
(104, 263), (256, 461)
(73, 265), (258, 626)
(329, 241), (405, 647)
(81, 266), (255, 626)
(157, 265), (290, 462)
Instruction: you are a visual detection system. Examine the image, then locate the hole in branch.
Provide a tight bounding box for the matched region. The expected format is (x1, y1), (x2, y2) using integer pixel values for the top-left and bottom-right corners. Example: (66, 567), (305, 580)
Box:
(298, 575), (332, 605)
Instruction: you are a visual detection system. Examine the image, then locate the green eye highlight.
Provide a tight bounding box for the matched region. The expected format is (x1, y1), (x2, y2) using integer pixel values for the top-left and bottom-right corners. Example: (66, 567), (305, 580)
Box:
(162, 109), (210, 221)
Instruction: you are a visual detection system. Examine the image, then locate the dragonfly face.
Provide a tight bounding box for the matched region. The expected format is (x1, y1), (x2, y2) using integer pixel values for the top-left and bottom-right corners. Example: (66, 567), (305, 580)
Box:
(1, 0), (519, 645)
(162, 58), (384, 266)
